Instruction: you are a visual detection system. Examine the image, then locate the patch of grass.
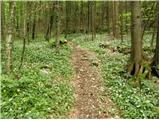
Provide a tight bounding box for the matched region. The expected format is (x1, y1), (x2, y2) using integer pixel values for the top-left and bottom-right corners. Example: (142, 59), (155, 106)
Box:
(72, 33), (159, 119)
(1, 38), (74, 118)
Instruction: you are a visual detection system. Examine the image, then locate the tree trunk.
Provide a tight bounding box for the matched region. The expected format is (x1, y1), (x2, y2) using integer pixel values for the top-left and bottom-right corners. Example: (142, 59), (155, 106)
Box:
(107, 1), (112, 34)
(26, 2), (31, 44)
(150, 28), (156, 48)
(80, 1), (84, 33)
(45, 3), (54, 41)
(19, 3), (27, 70)
(65, 1), (69, 38)
(125, 1), (128, 33)
(151, 13), (159, 66)
(5, 1), (15, 74)
(32, 13), (36, 40)
(128, 1), (142, 77)
(55, 1), (60, 49)
(150, 17), (159, 78)
(112, 1), (120, 39)
(120, 2), (124, 43)
(91, 1), (96, 41)
(1, 2), (5, 41)
(87, 1), (90, 34)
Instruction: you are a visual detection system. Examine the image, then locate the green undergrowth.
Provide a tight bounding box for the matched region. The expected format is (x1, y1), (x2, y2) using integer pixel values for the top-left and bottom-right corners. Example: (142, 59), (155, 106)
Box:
(72, 33), (159, 119)
(1, 38), (74, 118)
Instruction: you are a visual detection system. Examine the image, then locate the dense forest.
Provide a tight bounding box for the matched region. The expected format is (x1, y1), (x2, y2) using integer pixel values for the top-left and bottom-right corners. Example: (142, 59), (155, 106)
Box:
(1, 0), (159, 119)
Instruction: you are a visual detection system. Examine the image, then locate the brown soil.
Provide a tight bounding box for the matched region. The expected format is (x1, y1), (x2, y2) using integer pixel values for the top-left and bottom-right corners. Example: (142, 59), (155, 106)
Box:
(68, 42), (120, 119)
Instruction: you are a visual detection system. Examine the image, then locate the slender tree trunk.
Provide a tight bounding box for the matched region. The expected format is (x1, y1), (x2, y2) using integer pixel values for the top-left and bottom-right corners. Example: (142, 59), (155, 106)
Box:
(26, 21), (30, 43)
(65, 1), (69, 38)
(151, 12), (159, 66)
(46, 2), (54, 41)
(112, 1), (120, 39)
(120, 2), (124, 43)
(55, 1), (60, 49)
(87, 1), (90, 34)
(107, 1), (112, 34)
(80, 1), (84, 33)
(101, 2), (105, 29)
(150, 28), (156, 48)
(5, 1), (15, 74)
(45, 21), (50, 41)
(91, 1), (96, 40)
(1, 2), (5, 41)
(19, 3), (27, 70)
(32, 13), (36, 40)
(150, 17), (159, 78)
(125, 1), (128, 33)
(26, 2), (31, 44)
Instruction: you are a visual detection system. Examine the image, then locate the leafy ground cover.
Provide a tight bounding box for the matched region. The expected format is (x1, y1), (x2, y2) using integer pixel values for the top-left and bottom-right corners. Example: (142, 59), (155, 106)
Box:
(72, 33), (159, 119)
(1, 38), (74, 118)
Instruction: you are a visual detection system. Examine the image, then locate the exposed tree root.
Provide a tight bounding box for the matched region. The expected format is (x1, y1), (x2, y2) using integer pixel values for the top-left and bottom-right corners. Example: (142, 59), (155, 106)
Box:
(127, 60), (151, 88)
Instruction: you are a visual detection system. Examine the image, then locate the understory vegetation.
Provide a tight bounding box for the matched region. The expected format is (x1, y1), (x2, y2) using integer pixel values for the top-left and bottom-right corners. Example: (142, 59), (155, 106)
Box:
(1, 38), (74, 118)
(72, 34), (159, 119)
(1, 1), (159, 119)
(1, 34), (159, 119)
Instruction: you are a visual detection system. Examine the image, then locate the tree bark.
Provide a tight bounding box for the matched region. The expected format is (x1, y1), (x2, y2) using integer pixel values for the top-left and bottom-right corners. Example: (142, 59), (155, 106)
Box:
(91, 1), (96, 40)
(5, 1), (15, 74)
(87, 1), (90, 33)
(32, 12), (36, 40)
(125, 1), (128, 33)
(1, 2), (5, 41)
(152, 13), (159, 66)
(128, 1), (142, 76)
(150, 28), (156, 48)
(65, 1), (69, 38)
(112, 1), (120, 39)
(150, 15), (159, 78)
(19, 3), (27, 70)
(55, 1), (60, 49)
(80, 1), (84, 33)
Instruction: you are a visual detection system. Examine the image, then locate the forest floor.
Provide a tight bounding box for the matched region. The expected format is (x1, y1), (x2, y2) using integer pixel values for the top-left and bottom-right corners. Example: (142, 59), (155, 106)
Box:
(1, 34), (159, 119)
(68, 42), (120, 119)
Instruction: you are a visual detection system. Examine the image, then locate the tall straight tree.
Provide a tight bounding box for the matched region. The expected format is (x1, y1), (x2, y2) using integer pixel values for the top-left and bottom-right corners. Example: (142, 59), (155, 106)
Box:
(45, 2), (54, 41)
(1, 2), (5, 41)
(151, 11), (159, 70)
(55, 1), (60, 49)
(19, 2), (27, 70)
(112, 1), (120, 39)
(5, 1), (15, 74)
(80, 1), (84, 33)
(128, 1), (142, 76)
(91, 1), (96, 40)
(65, 1), (69, 38)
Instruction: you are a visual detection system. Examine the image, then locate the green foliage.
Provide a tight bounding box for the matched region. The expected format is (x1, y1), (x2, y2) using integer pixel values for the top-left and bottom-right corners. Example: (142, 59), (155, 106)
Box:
(73, 33), (159, 119)
(1, 39), (74, 118)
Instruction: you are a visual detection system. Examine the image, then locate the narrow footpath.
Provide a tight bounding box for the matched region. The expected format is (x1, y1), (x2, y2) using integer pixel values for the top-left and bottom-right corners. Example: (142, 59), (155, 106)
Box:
(68, 42), (120, 119)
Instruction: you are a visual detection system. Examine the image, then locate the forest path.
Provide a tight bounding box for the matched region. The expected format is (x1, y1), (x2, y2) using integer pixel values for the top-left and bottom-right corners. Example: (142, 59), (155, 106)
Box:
(68, 42), (120, 119)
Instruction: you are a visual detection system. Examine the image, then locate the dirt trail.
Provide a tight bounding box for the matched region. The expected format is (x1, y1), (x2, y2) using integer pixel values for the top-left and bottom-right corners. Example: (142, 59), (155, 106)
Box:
(68, 42), (120, 119)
